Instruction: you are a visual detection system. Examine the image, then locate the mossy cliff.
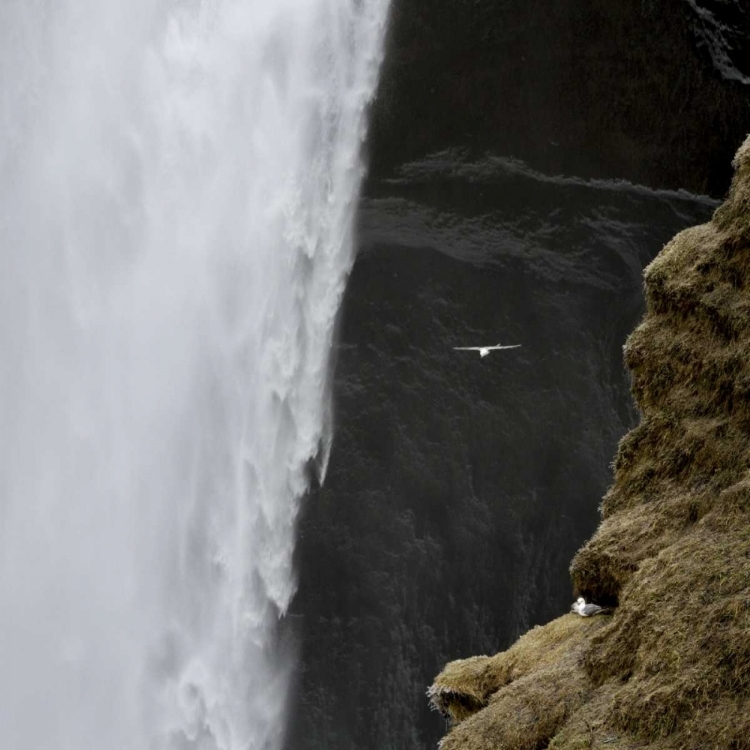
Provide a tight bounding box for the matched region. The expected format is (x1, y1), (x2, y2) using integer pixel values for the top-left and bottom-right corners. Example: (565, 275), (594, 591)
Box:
(428, 136), (750, 749)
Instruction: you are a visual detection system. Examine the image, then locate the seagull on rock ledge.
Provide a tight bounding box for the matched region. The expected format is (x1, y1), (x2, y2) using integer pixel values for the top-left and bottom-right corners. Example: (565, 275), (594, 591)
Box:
(571, 597), (612, 617)
(453, 343), (521, 358)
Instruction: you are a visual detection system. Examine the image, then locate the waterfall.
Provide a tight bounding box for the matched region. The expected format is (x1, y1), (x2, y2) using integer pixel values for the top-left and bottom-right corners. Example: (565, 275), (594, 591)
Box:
(0, 1), (389, 748)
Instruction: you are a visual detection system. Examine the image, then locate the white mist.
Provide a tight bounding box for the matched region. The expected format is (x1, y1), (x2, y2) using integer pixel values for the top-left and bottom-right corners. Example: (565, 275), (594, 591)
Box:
(0, 1), (389, 748)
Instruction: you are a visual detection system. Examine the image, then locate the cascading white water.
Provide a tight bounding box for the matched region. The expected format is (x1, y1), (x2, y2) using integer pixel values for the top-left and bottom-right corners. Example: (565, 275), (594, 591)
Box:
(0, 1), (389, 748)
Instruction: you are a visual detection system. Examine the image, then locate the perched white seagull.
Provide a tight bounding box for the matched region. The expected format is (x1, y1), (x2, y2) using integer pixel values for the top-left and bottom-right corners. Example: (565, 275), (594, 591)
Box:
(571, 597), (612, 617)
(453, 343), (521, 358)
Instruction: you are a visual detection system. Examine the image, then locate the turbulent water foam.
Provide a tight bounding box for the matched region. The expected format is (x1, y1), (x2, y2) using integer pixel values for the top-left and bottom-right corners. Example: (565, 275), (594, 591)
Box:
(0, 1), (389, 748)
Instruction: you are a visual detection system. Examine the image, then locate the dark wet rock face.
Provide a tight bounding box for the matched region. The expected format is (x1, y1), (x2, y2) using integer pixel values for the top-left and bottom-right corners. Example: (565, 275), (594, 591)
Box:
(367, 0), (750, 197)
(684, 0), (750, 85)
(289, 157), (715, 750)
(288, 1), (750, 749)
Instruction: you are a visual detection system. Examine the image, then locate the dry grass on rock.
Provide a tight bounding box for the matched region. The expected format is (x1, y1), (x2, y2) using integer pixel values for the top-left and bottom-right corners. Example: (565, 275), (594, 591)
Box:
(429, 616), (607, 749)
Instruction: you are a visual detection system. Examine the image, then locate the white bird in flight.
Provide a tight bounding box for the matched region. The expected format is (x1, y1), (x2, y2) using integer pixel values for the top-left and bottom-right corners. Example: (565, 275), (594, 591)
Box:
(453, 343), (521, 358)
(571, 597), (612, 617)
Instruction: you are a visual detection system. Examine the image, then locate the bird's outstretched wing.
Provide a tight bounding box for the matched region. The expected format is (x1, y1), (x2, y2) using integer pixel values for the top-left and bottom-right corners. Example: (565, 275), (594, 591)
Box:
(490, 344), (522, 350)
(453, 346), (485, 351)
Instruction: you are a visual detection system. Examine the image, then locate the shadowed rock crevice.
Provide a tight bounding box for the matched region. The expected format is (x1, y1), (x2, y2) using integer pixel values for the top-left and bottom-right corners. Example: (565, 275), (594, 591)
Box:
(430, 135), (750, 750)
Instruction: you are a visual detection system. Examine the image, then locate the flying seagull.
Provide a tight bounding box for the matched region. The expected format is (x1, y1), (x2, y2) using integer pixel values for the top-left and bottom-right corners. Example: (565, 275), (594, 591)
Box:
(571, 597), (612, 617)
(453, 343), (521, 358)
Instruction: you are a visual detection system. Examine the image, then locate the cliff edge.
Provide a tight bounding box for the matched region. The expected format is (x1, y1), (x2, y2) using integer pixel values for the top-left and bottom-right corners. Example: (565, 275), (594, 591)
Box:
(428, 136), (750, 749)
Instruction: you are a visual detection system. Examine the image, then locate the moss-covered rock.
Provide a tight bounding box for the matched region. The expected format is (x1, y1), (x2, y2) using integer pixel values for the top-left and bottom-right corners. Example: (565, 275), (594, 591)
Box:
(429, 136), (750, 749)
(429, 616), (606, 749)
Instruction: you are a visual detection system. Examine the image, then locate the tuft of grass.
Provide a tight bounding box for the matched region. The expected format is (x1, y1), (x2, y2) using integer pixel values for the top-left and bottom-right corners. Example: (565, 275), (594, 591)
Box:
(428, 616), (606, 749)
(429, 136), (750, 748)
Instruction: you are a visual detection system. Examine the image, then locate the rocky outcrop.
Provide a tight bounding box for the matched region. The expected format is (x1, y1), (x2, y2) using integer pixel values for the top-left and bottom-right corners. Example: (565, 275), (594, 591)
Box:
(429, 136), (750, 749)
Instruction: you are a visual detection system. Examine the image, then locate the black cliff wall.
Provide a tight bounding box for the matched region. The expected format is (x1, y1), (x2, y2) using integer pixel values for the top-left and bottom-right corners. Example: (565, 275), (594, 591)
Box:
(288, 2), (750, 749)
